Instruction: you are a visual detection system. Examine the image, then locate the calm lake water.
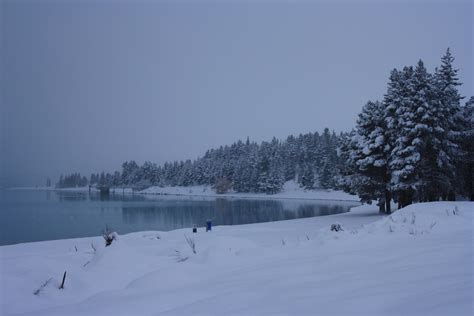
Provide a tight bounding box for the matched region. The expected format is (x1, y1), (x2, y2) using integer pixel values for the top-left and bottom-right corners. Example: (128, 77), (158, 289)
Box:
(0, 189), (359, 246)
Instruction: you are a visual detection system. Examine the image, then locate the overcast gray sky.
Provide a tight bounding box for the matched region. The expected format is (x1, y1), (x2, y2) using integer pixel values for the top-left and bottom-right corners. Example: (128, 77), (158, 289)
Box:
(1, 0), (472, 186)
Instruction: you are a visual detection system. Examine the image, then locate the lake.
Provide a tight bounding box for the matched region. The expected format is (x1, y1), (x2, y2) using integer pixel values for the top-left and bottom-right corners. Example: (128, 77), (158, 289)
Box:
(0, 189), (360, 245)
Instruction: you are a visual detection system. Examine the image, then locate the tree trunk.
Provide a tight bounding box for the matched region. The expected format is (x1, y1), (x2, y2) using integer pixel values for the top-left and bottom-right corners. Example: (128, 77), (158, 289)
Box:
(405, 189), (414, 207)
(378, 199), (386, 214)
(447, 190), (456, 201)
(385, 190), (391, 214)
(398, 191), (405, 209)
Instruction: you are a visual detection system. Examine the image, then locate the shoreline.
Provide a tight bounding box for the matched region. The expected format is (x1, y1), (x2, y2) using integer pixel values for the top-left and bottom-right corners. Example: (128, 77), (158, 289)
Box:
(1, 197), (362, 248)
(136, 190), (360, 203)
(2, 201), (472, 315)
(6, 181), (360, 203)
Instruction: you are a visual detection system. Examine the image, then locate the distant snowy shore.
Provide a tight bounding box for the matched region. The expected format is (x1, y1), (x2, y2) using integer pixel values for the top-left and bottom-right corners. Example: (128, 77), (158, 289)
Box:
(140, 181), (359, 202)
(10, 181), (360, 202)
(1, 201), (472, 315)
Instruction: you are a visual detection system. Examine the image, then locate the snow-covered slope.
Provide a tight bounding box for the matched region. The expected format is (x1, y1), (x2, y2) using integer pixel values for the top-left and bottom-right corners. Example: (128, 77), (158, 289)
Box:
(1, 202), (472, 315)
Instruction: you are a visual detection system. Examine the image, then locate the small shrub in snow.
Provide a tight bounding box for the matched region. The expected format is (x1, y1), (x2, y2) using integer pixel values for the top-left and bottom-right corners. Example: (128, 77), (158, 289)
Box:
(281, 238), (286, 246)
(33, 277), (52, 295)
(172, 250), (189, 262)
(103, 226), (118, 247)
(330, 224), (344, 232)
(411, 213), (416, 225)
(184, 235), (196, 254)
(389, 225), (394, 233)
(453, 206), (460, 215)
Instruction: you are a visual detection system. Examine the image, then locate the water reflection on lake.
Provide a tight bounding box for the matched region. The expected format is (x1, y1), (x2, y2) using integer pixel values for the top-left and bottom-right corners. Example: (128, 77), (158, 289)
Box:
(0, 189), (359, 245)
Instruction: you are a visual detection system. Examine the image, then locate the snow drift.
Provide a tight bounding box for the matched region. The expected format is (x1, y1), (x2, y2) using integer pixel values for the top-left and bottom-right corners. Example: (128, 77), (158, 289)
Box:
(1, 202), (472, 315)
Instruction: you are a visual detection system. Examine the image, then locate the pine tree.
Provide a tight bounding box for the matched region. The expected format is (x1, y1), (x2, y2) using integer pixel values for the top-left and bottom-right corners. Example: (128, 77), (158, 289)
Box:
(300, 164), (315, 190)
(459, 97), (474, 200)
(57, 174), (64, 188)
(348, 101), (392, 212)
(433, 48), (464, 199)
(410, 60), (447, 201)
(386, 66), (421, 207)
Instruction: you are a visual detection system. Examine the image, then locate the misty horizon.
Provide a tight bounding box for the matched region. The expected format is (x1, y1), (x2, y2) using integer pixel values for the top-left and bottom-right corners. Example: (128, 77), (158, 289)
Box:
(2, 0), (472, 186)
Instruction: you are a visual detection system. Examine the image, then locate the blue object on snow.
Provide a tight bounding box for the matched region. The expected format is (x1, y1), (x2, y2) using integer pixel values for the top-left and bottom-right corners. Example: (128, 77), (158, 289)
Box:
(206, 220), (212, 232)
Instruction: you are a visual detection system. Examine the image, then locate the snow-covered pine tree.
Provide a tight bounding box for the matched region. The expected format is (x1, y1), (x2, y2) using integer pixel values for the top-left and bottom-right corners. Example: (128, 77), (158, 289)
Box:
(121, 161), (139, 187)
(352, 100), (392, 213)
(112, 171), (121, 186)
(254, 139), (284, 194)
(57, 174), (64, 188)
(284, 135), (298, 181)
(459, 97), (474, 200)
(99, 172), (106, 186)
(335, 131), (356, 193)
(300, 163), (315, 190)
(410, 60), (451, 201)
(432, 48), (465, 199)
(385, 66), (422, 207)
(317, 128), (338, 189)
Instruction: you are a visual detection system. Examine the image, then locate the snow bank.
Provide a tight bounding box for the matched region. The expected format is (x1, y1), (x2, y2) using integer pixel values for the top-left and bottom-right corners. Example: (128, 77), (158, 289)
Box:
(1, 202), (472, 315)
(140, 180), (360, 202)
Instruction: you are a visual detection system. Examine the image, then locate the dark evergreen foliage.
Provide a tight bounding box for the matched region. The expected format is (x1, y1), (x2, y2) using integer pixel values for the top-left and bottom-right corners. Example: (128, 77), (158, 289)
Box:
(56, 173), (88, 188)
(65, 129), (341, 194)
(340, 48), (471, 208)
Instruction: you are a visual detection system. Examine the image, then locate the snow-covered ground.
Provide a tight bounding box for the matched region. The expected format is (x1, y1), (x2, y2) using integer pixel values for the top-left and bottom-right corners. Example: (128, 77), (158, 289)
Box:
(1, 202), (472, 315)
(141, 181), (360, 202)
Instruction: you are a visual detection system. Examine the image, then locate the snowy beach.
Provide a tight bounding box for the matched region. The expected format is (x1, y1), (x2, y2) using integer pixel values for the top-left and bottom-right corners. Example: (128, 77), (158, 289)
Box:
(1, 201), (472, 315)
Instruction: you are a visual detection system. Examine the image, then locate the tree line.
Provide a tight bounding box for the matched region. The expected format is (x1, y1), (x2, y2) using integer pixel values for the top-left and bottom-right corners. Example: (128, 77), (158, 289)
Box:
(56, 173), (88, 188)
(56, 49), (473, 208)
(58, 128), (342, 193)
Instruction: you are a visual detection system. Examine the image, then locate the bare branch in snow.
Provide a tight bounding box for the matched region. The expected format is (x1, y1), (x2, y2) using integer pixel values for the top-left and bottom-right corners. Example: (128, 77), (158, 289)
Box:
(33, 278), (52, 295)
(184, 235), (196, 254)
